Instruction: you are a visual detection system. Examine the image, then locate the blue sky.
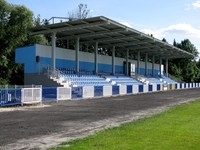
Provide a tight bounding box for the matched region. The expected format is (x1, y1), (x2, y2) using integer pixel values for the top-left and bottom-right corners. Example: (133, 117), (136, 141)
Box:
(7, 0), (200, 53)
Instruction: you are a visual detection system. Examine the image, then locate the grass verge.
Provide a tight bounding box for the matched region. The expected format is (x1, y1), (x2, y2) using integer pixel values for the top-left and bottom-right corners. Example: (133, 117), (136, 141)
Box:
(51, 99), (200, 150)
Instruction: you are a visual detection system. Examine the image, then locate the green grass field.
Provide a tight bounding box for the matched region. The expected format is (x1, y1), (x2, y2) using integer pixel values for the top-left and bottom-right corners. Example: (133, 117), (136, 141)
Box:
(51, 99), (200, 150)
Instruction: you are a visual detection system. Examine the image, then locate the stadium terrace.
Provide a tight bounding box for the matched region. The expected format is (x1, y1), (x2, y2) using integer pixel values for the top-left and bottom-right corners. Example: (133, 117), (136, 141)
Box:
(1, 16), (198, 106)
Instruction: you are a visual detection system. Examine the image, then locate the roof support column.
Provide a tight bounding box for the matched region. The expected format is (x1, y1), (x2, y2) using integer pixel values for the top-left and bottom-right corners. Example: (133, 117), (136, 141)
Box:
(165, 59), (168, 77)
(159, 58), (162, 77)
(152, 56), (155, 77)
(95, 42), (98, 74)
(145, 53), (148, 76)
(112, 46), (115, 75)
(51, 32), (56, 71)
(76, 37), (80, 73)
(67, 39), (69, 49)
(126, 49), (129, 76)
(137, 51), (140, 75)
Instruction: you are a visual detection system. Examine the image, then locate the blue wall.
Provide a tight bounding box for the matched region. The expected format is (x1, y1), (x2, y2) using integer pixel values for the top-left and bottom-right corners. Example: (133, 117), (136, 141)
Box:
(15, 45), (160, 75)
(15, 45), (37, 73)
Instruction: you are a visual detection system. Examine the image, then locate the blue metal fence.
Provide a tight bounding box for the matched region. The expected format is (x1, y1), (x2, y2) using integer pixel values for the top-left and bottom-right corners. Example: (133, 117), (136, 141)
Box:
(139, 85), (143, 93)
(149, 85), (153, 92)
(157, 84), (161, 91)
(94, 86), (103, 97)
(0, 88), (22, 106)
(112, 86), (119, 95)
(127, 85), (132, 94)
(72, 87), (83, 99)
(42, 87), (57, 102)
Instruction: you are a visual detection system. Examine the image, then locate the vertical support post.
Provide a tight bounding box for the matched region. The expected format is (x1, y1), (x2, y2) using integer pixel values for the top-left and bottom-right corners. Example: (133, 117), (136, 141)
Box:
(67, 40), (69, 49)
(166, 59), (168, 77)
(51, 32), (56, 71)
(95, 42), (98, 74)
(76, 37), (80, 73)
(159, 58), (162, 77)
(112, 46), (115, 75)
(137, 51), (140, 75)
(145, 53), (148, 76)
(126, 49), (129, 76)
(152, 55), (155, 77)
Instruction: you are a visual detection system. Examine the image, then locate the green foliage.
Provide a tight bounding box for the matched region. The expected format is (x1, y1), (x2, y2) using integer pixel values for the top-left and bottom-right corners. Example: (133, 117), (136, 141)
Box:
(169, 39), (200, 82)
(51, 100), (200, 150)
(0, 0), (47, 85)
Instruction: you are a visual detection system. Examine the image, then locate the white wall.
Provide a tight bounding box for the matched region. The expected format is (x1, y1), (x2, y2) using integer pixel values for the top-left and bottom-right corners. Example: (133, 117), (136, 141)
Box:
(36, 44), (160, 70)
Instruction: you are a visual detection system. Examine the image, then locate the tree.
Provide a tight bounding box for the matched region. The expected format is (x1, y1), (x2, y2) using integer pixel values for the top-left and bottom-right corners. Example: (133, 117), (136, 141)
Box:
(68, 3), (90, 21)
(169, 39), (199, 82)
(0, 0), (47, 85)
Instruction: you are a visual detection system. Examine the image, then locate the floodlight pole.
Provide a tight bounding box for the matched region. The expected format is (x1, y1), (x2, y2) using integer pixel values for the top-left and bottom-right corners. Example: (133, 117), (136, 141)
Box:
(126, 49), (129, 76)
(145, 53), (148, 76)
(137, 51), (140, 75)
(112, 46), (115, 75)
(95, 42), (98, 74)
(51, 32), (56, 72)
(76, 37), (80, 73)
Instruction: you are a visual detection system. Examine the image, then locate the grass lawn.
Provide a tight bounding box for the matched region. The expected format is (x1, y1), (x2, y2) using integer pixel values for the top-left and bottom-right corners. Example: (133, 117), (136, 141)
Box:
(51, 99), (200, 150)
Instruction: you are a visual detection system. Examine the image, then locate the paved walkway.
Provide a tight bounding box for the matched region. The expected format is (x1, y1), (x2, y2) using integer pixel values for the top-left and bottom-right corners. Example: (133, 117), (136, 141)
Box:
(0, 88), (200, 150)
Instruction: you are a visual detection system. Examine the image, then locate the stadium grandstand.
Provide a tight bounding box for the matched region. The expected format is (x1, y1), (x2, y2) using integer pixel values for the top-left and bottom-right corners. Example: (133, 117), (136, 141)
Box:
(1, 16), (199, 106)
(15, 16), (193, 88)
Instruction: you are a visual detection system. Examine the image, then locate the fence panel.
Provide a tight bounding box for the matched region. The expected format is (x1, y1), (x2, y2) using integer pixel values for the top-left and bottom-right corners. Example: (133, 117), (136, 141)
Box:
(127, 85), (133, 94)
(119, 85), (127, 95)
(103, 86), (112, 97)
(192, 83), (195, 88)
(22, 88), (42, 104)
(171, 84), (176, 90)
(182, 83), (185, 89)
(112, 86), (120, 95)
(157, 84), (161, 91)
(196, 83), (198, 88)
(148, 85), (153, 92)
(94, 86), (103, 97)
(139, 85), (144, 93)
(57, 87), (71, 100)
(71, 87), (83, 99)
(180, 83), (182, 89)
(143, 85), (148, 93)
(83, 86), (94, 98)
(42, 87), (57, 102)
(0, 88), (22, 106)
(152, 84), (157, 92)
(176, 83), (180, 89)
(185, 83), (188, 89)
(133, 85), (139, 94)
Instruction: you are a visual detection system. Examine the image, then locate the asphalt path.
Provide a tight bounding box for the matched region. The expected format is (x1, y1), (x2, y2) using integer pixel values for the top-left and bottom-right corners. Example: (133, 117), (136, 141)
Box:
(0, 88), (200, 150)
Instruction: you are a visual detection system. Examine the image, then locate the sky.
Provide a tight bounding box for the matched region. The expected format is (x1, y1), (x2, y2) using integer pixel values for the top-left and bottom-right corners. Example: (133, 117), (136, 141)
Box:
(7, 0), (200, 54)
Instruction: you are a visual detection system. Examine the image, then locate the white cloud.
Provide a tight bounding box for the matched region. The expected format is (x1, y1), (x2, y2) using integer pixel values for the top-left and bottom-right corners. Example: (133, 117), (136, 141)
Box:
(119, 22), (132, 28)
(186, 0), (200, 10)
(142, 23), (200, 40)
(192, 0), (200, 9)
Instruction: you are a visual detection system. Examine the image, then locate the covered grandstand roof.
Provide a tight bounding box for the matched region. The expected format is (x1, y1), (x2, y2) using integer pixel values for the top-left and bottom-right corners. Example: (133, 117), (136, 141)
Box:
(30, 16), (194, 59)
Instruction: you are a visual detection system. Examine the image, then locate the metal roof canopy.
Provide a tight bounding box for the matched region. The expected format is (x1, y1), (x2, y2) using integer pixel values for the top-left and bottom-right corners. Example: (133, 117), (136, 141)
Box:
(30, 16), (194, 59)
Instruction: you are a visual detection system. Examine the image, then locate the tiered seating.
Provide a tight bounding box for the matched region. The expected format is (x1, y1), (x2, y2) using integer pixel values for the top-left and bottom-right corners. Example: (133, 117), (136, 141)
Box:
(58, 73), (112, 87)
(138, 75), (164, 85)
(160, 76), (177, 84)
(104, 75), (142, 85)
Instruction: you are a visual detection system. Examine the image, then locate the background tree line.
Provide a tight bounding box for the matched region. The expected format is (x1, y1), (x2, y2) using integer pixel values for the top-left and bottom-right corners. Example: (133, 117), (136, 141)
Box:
(0, 0), (199, 85)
